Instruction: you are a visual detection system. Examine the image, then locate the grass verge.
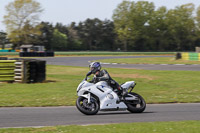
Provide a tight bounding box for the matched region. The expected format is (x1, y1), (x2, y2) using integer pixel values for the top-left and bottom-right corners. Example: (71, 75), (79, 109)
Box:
(0, 65), (200, 107)
(55, 51), (175, 56)
(0, 52), (175, 57)
(0, 120), (199, 133)
(96, 57), (200, 64)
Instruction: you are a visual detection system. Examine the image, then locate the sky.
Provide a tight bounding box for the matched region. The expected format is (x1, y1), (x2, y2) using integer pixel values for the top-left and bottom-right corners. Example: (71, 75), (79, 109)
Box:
(1, 0), (200, 31)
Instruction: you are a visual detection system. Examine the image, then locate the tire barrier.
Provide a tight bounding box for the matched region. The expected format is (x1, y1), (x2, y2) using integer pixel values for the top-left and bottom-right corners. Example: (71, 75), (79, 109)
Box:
(0, 60), (15, 82)
(14, 59), (46, 83)
(0, 57), (8, 60)
(182, 52), (189, 60)
(177, 52), (200, 61)
(175, 53), (182, 60)
(15, 60), (30, 83)
(189, 53), (199, 61)
(19, 52), (54, 57)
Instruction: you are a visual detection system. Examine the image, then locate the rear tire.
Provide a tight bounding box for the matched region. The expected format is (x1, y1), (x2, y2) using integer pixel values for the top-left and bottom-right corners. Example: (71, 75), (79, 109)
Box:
(76, 96), (99, 115)
(125, 92), (146, 113)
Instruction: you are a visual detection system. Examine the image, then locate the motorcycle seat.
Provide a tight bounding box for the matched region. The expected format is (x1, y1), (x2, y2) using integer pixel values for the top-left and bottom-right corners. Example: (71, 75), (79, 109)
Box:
(121, 81), (135, 89)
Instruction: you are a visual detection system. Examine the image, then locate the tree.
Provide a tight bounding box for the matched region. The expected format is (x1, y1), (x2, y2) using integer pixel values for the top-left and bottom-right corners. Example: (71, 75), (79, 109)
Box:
(112, 0), (132, 51)
(0, 31), (9, 49)
(195, 5), (200, 47)
(67, 22), (82, 50)
(128, 1), (155, 51)
(148, 6), (169, 51)
(76, 18), (102, 50)
(166, 3), (196, 51)
(55, 23), (68, 35)
(113, 1), (198, 51)
(3, 0), (43, 46)
(37, 22), (54, 50)
(75, 18), (116, 50)
(19, 21), (42, 44)
(197, 5), (200, 29)
(51, 29), (68, 51)
(113, 1), (155, 51)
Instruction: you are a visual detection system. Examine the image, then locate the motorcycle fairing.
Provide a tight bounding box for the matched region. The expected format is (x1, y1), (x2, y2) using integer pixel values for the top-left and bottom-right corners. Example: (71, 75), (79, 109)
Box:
(77, 81), (127, 110)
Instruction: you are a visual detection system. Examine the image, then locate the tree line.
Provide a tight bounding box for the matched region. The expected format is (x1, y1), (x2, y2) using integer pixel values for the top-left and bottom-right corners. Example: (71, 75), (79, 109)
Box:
(2, 0), (200, 51)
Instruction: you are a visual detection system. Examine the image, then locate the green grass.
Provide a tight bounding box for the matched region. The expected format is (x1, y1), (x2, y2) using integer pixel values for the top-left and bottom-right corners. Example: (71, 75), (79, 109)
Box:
(55, 51), (175, 56)
(0, 52), (175, 57)
(0, 65), (200, 107)
(96, 57), (200, 64)
(0, 121), (199, 133)
(0, 52), (18, 56)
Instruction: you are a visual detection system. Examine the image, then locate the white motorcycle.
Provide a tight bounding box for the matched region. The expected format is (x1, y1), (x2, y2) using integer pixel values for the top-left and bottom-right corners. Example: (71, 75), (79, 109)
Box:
(76, 75), (146, 115)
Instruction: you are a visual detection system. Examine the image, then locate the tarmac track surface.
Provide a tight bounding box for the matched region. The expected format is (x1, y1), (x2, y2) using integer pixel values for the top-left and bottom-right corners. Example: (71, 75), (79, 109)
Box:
(0, 103), (200, 128)
(1, 56), (198, 128)
(37, 56), (200, 71)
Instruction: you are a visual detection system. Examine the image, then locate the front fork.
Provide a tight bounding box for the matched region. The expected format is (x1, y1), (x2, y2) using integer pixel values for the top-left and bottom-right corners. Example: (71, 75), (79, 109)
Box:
(87, 93), (91, 103)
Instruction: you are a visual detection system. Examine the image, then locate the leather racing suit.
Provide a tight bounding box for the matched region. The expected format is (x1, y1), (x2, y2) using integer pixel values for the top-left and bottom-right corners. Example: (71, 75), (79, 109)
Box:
(89, 69), (121, 94)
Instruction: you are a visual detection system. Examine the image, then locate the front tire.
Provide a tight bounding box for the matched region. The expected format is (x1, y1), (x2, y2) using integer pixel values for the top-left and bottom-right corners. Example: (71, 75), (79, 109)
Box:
(76, 96), (99, 115)
(125, 92), (146, 113)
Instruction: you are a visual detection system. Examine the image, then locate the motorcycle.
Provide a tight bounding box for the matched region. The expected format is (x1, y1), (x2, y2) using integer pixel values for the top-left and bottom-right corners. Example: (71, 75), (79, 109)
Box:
(76, 75), (146, 115)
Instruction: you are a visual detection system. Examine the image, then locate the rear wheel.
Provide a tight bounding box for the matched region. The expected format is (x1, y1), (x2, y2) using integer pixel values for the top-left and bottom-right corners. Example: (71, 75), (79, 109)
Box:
(125, 92), (146, 113)
(76, 96), (99, 115)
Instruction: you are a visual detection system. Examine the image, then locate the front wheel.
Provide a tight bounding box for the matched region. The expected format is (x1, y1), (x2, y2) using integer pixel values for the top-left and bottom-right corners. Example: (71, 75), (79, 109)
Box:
(125, 92), (146, 113)
(76, 96), (99, 115)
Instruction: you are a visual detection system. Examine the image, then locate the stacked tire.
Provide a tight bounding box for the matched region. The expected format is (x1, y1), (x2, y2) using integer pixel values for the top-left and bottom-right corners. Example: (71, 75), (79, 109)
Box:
(19, 52), (54, 57)
(28, 60), (37, 83)
(28, 60), (46, 83)
(14, 59), (46, 83)
(0, 57), (8, 60)
(36, 61), (46, 82)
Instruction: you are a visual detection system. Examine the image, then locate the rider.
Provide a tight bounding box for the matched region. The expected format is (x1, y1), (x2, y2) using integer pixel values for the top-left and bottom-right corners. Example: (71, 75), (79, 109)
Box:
(86, 62), (126, 96)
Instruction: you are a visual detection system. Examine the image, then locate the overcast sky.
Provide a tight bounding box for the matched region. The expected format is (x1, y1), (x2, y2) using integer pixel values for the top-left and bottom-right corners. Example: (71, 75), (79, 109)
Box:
(1, 0), (200, 31)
